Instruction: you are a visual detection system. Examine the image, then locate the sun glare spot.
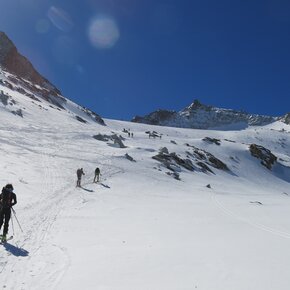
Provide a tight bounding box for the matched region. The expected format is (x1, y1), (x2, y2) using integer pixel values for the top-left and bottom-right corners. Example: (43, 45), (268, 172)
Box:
(88, 16), (120, 49)
(48, 6), (74, 32)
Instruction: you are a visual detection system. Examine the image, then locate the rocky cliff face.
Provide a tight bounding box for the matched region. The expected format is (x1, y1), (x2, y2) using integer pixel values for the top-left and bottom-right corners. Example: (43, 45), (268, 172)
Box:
(0, 31), (105, 125)
(0, 31), (65, 107)
(132, 100), (277, 129)
(0, 32), (59, 91)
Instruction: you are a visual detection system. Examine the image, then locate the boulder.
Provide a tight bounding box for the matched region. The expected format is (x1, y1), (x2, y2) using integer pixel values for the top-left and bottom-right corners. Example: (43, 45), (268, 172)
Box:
(249, 144), (277, 170)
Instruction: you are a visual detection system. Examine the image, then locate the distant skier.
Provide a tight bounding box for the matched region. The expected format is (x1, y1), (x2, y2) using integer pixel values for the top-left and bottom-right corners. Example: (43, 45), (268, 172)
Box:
(76, 168), (85, 187)
(94, 167), (100, 183)
(0, 184), (17, 241)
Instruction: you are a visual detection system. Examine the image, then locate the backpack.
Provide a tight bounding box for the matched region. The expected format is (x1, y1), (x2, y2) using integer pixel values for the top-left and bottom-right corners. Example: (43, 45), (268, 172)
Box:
(95, 168), (100, 174)
(0, 188), (13, 208)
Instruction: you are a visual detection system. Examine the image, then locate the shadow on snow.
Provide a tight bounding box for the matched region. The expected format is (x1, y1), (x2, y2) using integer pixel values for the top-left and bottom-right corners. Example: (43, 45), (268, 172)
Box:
(80, 187), (94, 192)
(3, 242), (29, 257)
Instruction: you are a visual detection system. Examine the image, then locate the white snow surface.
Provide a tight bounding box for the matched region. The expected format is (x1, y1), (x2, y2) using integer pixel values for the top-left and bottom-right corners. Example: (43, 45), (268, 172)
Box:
(1, 81), (290, 290)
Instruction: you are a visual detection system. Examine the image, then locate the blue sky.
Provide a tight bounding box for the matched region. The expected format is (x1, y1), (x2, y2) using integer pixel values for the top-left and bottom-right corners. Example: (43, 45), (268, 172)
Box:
(1, 0), (290, 119)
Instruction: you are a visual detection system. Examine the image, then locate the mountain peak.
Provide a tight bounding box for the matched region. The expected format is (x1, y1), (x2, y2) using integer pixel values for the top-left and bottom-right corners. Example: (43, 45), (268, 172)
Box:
(183, 99), (214, 113)
(132, 100), (277, 130)
(0, 31), (59, 93)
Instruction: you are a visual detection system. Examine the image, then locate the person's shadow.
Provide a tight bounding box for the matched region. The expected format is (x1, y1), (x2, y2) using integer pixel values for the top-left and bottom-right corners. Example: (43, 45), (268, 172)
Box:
(3, 242), (29, 257)
(100, 183), (110, 189)
(81, 187), (94, 193)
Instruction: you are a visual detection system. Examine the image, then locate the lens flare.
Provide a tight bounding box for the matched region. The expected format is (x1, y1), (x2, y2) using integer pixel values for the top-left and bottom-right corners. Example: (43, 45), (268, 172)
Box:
(48, 6), (74, 32)
(88, 16), (120, 49)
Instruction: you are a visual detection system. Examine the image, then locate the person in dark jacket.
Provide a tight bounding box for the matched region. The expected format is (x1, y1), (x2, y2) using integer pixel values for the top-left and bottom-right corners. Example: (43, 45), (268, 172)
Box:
(0, 184), (17, 240)
(94, 167), (100, 183)
(76, 168), (85, 187)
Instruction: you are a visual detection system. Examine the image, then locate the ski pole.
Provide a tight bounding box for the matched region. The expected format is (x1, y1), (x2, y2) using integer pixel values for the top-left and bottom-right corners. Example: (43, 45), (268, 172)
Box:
(11, 208), (23, 233)
(10, 210), (15, 236)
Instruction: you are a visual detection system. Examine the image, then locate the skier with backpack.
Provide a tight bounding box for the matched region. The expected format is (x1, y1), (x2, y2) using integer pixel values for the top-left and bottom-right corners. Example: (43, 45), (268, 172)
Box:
(76, 168), (85, 187)
(0, 184), (17, 242)
(94, 167), (100, 183)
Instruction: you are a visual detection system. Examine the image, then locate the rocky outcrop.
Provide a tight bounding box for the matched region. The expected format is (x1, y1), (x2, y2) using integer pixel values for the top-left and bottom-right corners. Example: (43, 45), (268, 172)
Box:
(132, 110), (176, 125)
(152, 145), (229, 180)
(0, 90), (9, 105)
(279, 113), (290, 125)
(124, 153), (136, 162)
(203, 137), (221, 145)
(93, 133), (126, 148)
(81, 106), (105, 125)
(185, 143), (229, 171)
(75, 116), (87, 123)
(249, 144), (277, 170)
(152, 151), (194, 173)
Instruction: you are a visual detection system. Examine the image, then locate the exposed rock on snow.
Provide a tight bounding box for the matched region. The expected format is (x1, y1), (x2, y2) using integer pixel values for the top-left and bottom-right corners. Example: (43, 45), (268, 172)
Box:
(250, 201), (263, 205)
(152, 151), (194, 178)
(152, 143), (229, 179)
(133, 110), (176, 125)
(81, 106), (105, 125)
(75, 115), (87, 123)
(202, 137), (221, 145)
(249, 144), (277, 170)
(93, 133), (126, 148)
(196, 161), (214, 174)
(145, 130), (162, 138)
(124, 153), (136, 162)
(166, 171), (180, 180)
(279, 113), (290, 125)
(111, 134), (126, 148)
(186, 143), (229, 171)
(0, 89), (9, 105)
(11, 108), (23, 117)
(93, 134), (111, 142)
(159, 147), (169, 154)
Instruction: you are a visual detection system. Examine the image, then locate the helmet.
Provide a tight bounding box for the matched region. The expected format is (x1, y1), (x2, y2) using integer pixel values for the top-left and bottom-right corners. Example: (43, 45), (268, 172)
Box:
(5, 184), (14, 190)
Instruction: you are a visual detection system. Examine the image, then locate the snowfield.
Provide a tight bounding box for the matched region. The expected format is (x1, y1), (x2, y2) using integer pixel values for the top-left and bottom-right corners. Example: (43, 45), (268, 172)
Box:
(1, 82), (290, 290)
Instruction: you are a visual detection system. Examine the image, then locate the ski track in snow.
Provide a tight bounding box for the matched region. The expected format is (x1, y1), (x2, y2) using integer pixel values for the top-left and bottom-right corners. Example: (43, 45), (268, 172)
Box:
(0, 127), (127, 289)
(212, 192), (290, 240)
(1, 80), (290, 289)
(0, 137), (71, 289)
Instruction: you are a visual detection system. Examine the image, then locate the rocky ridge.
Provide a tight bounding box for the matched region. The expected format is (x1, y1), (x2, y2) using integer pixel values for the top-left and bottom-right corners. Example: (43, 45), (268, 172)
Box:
(0, 31), (104, 125)
(132, 99), (278, 129)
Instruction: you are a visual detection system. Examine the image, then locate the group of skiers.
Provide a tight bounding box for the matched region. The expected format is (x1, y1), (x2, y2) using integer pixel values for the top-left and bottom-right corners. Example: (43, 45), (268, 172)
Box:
(122, 128), (134, 138)
(76, 167), (101, 187)
(0, 167), (101, 242)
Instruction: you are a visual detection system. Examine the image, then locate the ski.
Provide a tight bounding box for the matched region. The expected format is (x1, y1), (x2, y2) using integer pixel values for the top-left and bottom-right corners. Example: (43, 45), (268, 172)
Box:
(0, 235), (13, 243)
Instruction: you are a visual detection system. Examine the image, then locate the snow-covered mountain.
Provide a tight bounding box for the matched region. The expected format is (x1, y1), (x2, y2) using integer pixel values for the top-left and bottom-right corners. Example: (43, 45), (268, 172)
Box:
(0, 31), (104, 125)
(132, 99), (278, 129)
(1, 32), (290, 290)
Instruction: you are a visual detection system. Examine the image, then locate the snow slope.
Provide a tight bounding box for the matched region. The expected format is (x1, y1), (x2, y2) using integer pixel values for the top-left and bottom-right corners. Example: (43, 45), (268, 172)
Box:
(1, 82), (290, 290)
